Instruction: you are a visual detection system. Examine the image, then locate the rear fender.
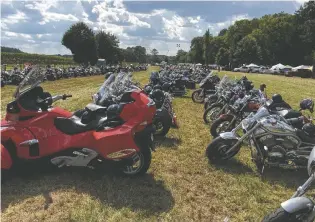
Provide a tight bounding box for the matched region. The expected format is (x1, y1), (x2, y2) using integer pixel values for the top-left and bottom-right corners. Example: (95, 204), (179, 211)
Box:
(1, 144), (12, 169)
(281, 197), (314, 214)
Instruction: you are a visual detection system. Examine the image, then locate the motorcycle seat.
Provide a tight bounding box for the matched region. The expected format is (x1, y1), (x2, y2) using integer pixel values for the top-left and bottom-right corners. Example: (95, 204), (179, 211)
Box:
(54, 115), (107, 135)
(296, 129), (315, 144)
(276, 109), (302, 119)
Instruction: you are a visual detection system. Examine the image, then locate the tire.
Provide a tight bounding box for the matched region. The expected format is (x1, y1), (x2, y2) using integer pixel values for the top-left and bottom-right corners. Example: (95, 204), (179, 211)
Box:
(210, 115), (235, 138)
(206, 137), (240, 163)
(192, 90), (204, 103)
(262, 207), (298, 222)
(153, 116), (171, 137)
(120, 149), (151, 176)
(203, 104), (224, 124)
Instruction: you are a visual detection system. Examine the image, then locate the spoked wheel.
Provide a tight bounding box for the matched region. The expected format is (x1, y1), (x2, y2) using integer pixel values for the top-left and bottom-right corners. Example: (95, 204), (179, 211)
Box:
(210, 115), (235, 138)
(203, 104), (224, 124)
(206, 137), (240, 163)
(121, 149), (151, 176)
(192, 90), (204, 103)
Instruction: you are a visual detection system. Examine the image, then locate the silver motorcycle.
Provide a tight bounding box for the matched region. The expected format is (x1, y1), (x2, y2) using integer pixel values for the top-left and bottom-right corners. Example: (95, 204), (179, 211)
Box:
(262, 146), (315, 222)
(206, 105), (315, 173)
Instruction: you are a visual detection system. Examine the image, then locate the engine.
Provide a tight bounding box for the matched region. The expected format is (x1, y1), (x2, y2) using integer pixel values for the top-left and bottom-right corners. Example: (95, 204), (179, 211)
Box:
(257, 134), (300, 163)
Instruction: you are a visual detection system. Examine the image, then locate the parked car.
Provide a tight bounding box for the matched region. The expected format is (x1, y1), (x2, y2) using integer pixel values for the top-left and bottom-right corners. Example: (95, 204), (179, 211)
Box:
(248, 66), (261, 73)
(233, 66), (249, 73)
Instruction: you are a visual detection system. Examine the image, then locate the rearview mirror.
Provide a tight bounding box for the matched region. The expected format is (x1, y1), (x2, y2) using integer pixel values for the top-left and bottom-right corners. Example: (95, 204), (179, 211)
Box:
(307, 146), (315, 176)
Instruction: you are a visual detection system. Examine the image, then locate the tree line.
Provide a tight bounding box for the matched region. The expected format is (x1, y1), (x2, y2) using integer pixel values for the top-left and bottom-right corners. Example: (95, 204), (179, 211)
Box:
(62, 22), (167, 65)
(175, 1), (315, 68)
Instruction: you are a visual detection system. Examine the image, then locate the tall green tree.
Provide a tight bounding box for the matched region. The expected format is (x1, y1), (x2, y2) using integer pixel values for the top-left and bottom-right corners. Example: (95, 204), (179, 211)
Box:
(62, 22), (97, 65)
(190, 37), (204, 64)
(233, 35), (262, 65)
(203, 29), (212, 65)
(216, 47), (230, 66)
(95, 31), (120, 64)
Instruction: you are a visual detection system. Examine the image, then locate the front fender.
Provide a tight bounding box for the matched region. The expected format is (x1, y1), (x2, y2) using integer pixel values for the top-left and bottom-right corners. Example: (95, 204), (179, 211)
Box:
(1, 144), (12, 169)
(281, 197), (314, 214)
(219, 132), (239, 140)
(155, 109), (172, 121)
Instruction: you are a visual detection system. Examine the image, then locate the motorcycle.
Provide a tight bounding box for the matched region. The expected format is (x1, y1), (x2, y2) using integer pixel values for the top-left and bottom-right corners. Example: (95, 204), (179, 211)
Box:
(262, 146), (315, 222)
(1, 66), (157, 181)
(192, 72), (220, 103)
(206, 102), (315, 173)
(210, 94), (262, 138)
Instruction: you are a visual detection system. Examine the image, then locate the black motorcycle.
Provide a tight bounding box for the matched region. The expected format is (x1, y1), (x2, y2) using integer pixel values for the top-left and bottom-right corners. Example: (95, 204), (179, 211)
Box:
(192, 72), (220, 103)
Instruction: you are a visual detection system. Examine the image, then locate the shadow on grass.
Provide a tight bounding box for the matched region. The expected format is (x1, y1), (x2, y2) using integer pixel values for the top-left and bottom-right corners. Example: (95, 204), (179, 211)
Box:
(1, 167), (175, 215)
(211, 158), (254, 175)
(261, 167), (308, 188)
(154, 137), (181, 149)
(210, 159), (308, 188)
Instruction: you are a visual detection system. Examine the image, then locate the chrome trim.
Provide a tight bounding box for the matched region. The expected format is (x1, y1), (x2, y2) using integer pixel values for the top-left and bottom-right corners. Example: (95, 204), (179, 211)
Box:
(20, 139), (39, 147)
(147, 98), (155, 107)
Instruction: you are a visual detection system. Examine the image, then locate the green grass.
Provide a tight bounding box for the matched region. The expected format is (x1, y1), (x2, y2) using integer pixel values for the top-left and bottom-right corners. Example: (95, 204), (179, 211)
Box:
(1, 68), (315, 222)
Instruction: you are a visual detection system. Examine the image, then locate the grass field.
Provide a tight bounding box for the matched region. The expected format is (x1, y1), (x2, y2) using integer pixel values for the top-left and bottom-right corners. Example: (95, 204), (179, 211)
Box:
(1, 67), (315, 222)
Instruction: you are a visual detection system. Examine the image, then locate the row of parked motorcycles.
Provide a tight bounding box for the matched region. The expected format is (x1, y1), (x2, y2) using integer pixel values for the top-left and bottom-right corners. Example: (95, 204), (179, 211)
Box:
(1, 65), (178, 182)
(1, 65), (148, 87)
(1, 66), (104, 86)
(192, 71), (315, 221)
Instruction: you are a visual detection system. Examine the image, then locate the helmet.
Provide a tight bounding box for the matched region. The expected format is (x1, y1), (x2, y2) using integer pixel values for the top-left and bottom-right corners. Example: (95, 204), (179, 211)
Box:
(144, 85), (153, 95)
(300, 98), (314, 113)
(302, 123), (315, 136)
(162, 82), (171, 92)
(272, 94), (283, 103)
(153, 85), (162, 90)
(150, 89), (165, 103)
(107, 104), (122, 119)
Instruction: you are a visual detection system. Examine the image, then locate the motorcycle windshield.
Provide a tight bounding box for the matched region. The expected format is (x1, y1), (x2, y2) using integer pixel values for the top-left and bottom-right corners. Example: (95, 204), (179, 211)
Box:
(218, 75), (233, 89)
(199, 71), (214, 86)
(13, 65), (45, 99)
(241, 106), (270, 130)
(97, 74), (116, 100)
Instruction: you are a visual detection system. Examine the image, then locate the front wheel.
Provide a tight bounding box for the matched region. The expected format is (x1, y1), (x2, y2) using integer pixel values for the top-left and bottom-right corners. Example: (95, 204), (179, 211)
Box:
(153, 116), (171, 137)
(120, 149), (151, 176)
(210, 115), (235, 138)
(192, 90), (204, 103)
(262, 208), (301, 222)
(206, 137), (240, 163)
(203, 104), (224, 124)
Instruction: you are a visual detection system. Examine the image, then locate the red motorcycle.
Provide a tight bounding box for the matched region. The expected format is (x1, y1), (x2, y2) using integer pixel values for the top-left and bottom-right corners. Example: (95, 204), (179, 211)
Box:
(1, 67), (156, 180)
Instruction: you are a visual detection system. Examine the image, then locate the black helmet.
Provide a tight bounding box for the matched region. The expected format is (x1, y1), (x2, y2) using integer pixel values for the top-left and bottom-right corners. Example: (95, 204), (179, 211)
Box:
(107, 104), (122, 119)
(300, 98), (314, 113)
(162, 82), (171, 92)
(150, 89), (165, 103)
(272, 94), (283, 103)
(302, 123), (315, 136)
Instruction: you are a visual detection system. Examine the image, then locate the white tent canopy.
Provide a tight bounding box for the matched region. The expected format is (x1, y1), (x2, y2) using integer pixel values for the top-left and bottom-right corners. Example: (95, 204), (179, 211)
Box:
(196, 63), (202, 66)
(292, 65), (312, 71)
(270, 63), (285, 70)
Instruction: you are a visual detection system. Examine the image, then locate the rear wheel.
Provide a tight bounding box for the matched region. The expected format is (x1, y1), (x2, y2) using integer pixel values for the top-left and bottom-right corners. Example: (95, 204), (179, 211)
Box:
(121, 149), (151, 176)
(203, 104), (224, 124)
(262, 208), (301, 222)
(206, 137), (240, 163)
(210, 115), (235, 138)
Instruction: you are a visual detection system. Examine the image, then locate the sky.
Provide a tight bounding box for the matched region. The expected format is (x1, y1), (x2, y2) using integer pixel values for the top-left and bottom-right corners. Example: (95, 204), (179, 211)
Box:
(1, 0), (308, 56)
